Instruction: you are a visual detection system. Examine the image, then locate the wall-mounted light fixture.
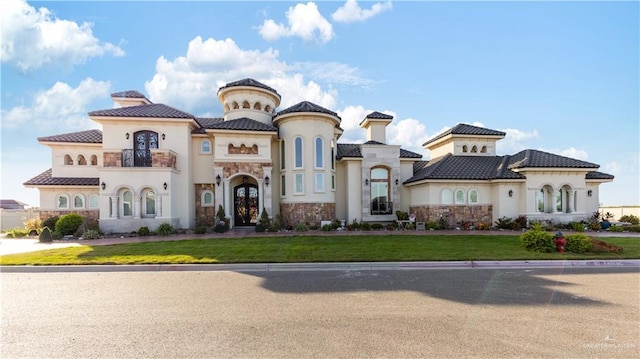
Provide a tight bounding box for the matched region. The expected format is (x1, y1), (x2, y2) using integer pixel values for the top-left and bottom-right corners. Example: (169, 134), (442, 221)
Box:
(365, 178), (369, 186)
(395, 178), (399, 186)
(101, 182), (106, 190)
(216, 174), (221, 186)
(508, 189), (513, 197)
(163, 182), (168, 190)
(162, 133), (166, 140)
(125, 133), (129, 139)
(587, 189), (593, 197)
(264, 175), (270, 186)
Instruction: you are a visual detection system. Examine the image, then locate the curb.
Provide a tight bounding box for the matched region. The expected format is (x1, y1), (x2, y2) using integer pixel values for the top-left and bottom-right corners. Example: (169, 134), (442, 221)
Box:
(2, 260), (639, 273)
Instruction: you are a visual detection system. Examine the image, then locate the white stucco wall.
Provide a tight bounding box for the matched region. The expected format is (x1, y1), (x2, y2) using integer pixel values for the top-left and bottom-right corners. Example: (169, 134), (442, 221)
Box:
(49, 144), (102, 178)
(192, 135), (215, 184)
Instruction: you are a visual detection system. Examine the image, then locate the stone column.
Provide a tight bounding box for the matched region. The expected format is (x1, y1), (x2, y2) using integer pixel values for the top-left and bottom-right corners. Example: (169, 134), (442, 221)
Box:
(134, 196), (141, 218)
(223, 179), (231, 227)
(110, 196), (118, 218)
(568, 191), (575, 213)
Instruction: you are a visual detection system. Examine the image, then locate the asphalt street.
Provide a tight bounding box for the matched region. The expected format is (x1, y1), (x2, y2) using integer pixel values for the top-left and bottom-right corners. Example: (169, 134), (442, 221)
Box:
(2, 267), (638, 358)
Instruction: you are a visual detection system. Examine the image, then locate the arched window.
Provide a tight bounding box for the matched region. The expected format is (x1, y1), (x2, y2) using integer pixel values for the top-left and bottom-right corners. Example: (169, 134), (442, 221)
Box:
(201, 140), (211, 154)
(73, 195), (85, 209)
(77, 155), (87, 165)
(469, 189), (478, 204)
(253, 102), (262, 110)
(142, 189), (156, 217)
(242, 101), (250, 109)
(480, 146), (487, 153)
(224, 103), (230, 112)
(471, 146), (478, 153)
(370, 167), (391, 214)
(441, 189), (452, 204)
(232, 101), (239, 109)
(455, 189), (465, 204)
(280, 140), (285, 170)
(315, 137), (324, 168)
(121, 190), (133, 217)
(202, 190), (214, 207)
(537, 188), (545, 212)
(294, 137), (303, 168)
(265, 105), (271, 113)
(331, 140), (335, 170)
(57, 195), (69, 209)
(90, 155), (98, 166)
(64, 154), (73, 165)
(462, 145), (468, 153)
(89, 194), (99, 208)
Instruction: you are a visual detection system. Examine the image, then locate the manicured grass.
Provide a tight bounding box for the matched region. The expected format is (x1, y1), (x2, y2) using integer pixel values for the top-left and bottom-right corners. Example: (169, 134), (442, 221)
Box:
(1, 235), (638, 266)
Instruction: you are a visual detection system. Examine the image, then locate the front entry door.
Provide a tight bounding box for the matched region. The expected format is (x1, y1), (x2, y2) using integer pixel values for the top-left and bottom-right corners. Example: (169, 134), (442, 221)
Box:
(234, 183), (258, 226)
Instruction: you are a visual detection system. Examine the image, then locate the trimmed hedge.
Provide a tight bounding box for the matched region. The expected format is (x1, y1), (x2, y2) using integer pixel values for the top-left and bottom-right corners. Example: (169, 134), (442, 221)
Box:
(55, 214), (84, 236)
(520, 229), (555, 253)
(565, 234), (593, 253)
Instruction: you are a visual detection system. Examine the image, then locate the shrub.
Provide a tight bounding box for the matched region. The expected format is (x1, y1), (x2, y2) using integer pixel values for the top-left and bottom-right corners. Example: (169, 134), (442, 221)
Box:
(331, 219), (342, 230)
(495, 217), (513, 230)
(565, 234), (593, 253)
(82, 229), (101, 240)
(43, 216), (60, 231)
(395, 211), (409, 220)
(273, 213), (284, 230)
(514, 215), (528, 230)
(520, 228), (555, 253)
(194, 226), (207, 234)
(7, 227), (30, 238)
(157, 223), (174, 236)
(351, 218), (361, 230)
(426, 221), (439, 230)
(371, 223), (384, 230)
(360, 222), (371, 231)
(55, 214), (84, 236)
(216, 205), (226, 222)
(476, 222), (491, 230)
(256, 208), (270, 232)
(138, 226), (150, 236)
(267, 224), (280, 232)
(295, 223), (309, 232)
(213, 222), (227, 233)
(624, 225), (640, 232)
(438, 215), (449, 230)
(321, 224), (333, 231)
(607, 225), (624, 232)
(619, 214), (640, 225)
(39, 227), (53, 243)
(570, 222), (586, 232)
(23, 217), (43, 235)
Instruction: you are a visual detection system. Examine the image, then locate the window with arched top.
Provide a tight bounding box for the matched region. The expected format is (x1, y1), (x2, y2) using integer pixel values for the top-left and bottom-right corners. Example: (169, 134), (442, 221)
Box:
(121, 190), (133, 217)
(294, 137), (303, 168)
(77, 155), (87, 165)
(73, 194), (85, 208)
(90, 155), (98, 166)
(253, 102), (261, 110)
(64, 154), (73, 165)
(242, 101), (250, 109)
(315, 137), (324, 168)
(469, 189), (478, 204)
(455, 189), (465, 204)
(441, 189), (452, 204)
(280, 140), (285, 170)
(232, 102), (239, 109)
(331, 140), (335, 170)
(224, 104), (230, 112)
(89, 194), (99, 208)
(57, 195), (69, 209)
(480, 146), (487, 153)
(142, 189), (156, 217)
(265, 105), (271, 113)
(471, 146), (478, 153)
(202, 190), (214, 207)
(370, 167), (391, 214)
(462, 145), (468, 153)
(201, 140), (211, 154)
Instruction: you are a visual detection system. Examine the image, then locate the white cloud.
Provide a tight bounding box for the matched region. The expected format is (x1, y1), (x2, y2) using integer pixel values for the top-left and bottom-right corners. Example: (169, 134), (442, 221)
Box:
(144, 36), (338, 113)
(290, 62), (375, 88)
(332, 0), (393, 23)
(559, 147), (589, 161)
(496, 128), (539, 155)
(1, 78), (110, 131)
(1, 0), (124, 71)
(258, 2), (334, 43)
(603, 161), (622, 176)
(387, 117), (429, 157)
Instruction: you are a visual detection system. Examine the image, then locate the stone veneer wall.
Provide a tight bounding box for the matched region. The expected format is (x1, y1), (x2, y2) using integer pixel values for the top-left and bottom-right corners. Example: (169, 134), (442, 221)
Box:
(39, 210), (99, 221)
(216, 162), (271, 178)
(280, 203), (336, 228)
(409, 205), (493, 227)
(152, 151), (177, 169)
(103, 152), (122, 167)
(195, 184), (216, 226)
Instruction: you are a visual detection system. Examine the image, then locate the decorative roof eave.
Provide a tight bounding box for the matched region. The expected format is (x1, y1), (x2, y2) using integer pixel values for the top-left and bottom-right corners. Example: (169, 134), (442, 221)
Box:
(273, 111), (341, 126)
(217, 78), (281, 98)
(423, 133), (505, 149)
(38, 141), (103, 148)
(91, 115), (201, 128)
(511, 167), (597, 173)
(585, 178), (614, 183)
(403, 177), (526, 186)
(205, 128), (278, 137)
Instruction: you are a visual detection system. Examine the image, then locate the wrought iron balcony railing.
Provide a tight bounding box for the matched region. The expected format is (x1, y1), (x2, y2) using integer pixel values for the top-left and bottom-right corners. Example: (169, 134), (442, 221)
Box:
(371, 200), (393, 215)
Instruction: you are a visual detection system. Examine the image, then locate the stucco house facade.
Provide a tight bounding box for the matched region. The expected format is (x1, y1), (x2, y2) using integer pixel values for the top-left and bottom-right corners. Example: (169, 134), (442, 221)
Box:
(24, 78), (614, 233)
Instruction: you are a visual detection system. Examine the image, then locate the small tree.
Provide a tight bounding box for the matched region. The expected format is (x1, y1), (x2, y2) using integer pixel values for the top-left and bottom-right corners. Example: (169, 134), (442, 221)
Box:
(55, 214), (84, 236)
(38, 227), (53, 243)
(216, 205), (226, 222)
(619, 214), (639, 225)
(256, 208), (270, 232)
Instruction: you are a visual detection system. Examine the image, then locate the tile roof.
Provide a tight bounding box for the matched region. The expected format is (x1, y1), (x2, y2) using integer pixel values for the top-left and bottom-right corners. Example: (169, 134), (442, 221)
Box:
(218, 78), (280, 97)
(405, 154), (525, 183)
(276, 101), (341, 120)
(201, 117), (277, 132)
(423, 123), (506, 146)
(336, 143), (422, 160)
(23, 169), (100, 186)
(89, 103), (194, 119)
(38, 129), (103, 143)
(586, 171), (615, 180)
(111, 90), (148, 99)
(507, 149), (599, 169)
(192, 117), (224, 133)
(366, 111), (393, 120)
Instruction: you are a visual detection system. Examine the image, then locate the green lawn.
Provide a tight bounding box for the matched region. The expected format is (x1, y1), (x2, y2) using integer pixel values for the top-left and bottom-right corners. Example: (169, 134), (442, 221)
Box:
(1, 235), (638, 265)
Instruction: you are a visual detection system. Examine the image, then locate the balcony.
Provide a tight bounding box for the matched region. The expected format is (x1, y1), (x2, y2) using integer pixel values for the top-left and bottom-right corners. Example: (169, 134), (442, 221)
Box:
(371, 200), (393, 215)
(103, 149), (177, 169)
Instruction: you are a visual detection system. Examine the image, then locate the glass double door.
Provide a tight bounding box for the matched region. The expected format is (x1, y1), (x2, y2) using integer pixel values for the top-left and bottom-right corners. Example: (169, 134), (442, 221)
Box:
(234, 184), (258, 226)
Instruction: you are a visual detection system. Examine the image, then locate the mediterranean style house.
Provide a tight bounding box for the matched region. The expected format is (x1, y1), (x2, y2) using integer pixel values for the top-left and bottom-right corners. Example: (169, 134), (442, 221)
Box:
(25, 78), (614, 233)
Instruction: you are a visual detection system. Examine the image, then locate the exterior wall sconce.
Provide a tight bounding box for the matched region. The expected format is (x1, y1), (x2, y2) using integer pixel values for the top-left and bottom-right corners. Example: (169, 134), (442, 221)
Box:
(125, 133), (129, 139)
(395, 178), (399, 186)
(508, 189), (513, 197)
(163, 182), (168, 190)
(264, 175), (270, 186)
(101, 182), (106, 190)
(216, 174), (221, 186)
(587, 189), (593, 197)
(365, 178), (369, 186)
(162, 133), (166, 140)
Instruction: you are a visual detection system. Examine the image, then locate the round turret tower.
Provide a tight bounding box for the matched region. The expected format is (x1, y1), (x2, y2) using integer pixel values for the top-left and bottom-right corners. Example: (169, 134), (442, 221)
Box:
(217, 78), (281, 125)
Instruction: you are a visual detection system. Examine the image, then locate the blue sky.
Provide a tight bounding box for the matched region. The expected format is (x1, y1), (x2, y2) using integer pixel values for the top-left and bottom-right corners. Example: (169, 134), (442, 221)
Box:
(1, 0), (638, 207)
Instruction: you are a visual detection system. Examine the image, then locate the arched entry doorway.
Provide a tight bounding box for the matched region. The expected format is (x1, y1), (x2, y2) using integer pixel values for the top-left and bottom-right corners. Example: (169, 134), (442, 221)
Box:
(234, 177), (258, 226)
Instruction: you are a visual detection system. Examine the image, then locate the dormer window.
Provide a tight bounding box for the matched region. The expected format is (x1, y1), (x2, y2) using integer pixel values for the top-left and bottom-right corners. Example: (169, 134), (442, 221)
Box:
(462, 145), (468, 153)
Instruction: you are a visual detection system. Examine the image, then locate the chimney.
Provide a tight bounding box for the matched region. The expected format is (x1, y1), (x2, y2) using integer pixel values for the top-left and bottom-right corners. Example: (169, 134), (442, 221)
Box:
(360, 111), (393, 143)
